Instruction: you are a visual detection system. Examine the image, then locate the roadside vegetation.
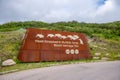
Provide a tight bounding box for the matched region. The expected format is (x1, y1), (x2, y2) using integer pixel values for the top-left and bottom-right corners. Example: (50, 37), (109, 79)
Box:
(0, 21), (120, 73)
(0, 59), (94, 74)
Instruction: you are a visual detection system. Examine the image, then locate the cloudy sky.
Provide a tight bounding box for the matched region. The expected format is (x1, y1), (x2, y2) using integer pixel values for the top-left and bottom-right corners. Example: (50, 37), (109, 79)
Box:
(0, 0), (120, 24)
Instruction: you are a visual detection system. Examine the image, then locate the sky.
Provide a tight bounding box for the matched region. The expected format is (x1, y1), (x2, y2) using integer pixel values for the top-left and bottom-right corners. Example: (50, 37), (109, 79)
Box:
(0, 0), (120, 24)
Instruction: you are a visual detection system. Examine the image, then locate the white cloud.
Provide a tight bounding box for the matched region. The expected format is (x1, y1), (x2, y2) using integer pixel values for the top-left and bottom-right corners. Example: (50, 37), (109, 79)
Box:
(0, 0), (120, 24)
(96, 0), (114, 16)
(93, 0), (120, 23)
(44, 10), (71, 22)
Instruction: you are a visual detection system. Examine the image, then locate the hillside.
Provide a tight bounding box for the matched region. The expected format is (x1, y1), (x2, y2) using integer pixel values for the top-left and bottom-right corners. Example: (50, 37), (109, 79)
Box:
(0, 21), (120, 43)
(0, 21), (120, 63)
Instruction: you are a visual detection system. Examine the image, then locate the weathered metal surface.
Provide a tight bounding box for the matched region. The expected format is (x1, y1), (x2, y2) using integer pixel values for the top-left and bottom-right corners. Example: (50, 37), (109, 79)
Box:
(18, 28), (91, 62)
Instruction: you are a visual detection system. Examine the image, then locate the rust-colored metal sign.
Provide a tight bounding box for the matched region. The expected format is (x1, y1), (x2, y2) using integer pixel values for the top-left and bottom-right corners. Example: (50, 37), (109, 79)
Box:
(18, 28), (91, 62)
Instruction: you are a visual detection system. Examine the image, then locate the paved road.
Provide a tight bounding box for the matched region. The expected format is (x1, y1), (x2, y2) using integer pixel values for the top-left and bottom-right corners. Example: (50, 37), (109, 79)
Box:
(0, 61), (120, 80)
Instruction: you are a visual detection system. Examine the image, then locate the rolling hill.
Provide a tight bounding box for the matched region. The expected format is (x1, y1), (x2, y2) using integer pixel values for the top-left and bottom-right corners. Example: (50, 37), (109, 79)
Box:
(0, 21), (120, 63)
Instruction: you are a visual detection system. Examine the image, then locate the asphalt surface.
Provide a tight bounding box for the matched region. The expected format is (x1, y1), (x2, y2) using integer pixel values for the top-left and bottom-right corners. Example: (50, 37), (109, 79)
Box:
(0, 61), (120, 80)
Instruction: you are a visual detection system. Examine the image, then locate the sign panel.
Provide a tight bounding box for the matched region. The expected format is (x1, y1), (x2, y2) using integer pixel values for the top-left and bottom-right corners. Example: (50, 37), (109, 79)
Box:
(18, 28), (91, 62)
